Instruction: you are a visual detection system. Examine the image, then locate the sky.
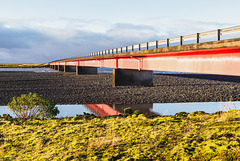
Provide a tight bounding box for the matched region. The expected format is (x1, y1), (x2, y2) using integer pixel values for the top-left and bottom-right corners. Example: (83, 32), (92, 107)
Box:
(0, 0), (239, 63)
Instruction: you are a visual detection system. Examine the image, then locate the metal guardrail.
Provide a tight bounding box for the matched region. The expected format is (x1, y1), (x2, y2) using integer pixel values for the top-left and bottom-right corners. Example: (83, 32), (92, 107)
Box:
(55, 25), (240, 62)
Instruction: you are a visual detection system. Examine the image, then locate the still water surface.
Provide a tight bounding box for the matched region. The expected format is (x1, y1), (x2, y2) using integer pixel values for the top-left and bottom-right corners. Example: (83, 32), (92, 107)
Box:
(1, 101), (239, 118)
(0, 68), (55, 72)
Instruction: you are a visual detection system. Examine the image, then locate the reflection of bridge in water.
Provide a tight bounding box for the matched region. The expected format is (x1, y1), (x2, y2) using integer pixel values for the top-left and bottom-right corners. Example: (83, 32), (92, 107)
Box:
(85, 104), (156, 117)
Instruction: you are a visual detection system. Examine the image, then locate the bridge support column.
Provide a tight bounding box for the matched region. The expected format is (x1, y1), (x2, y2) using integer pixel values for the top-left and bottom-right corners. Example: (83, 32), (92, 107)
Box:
(112, 69), (153, 87)
(76, 66), (98, 75)
(59, 65), (64, 72)
(65, 66), (76, 72)
(54, 65), (59, 71)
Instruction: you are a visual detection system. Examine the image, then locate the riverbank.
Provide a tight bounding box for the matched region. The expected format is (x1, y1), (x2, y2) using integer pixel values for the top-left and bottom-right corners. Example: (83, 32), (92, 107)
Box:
(1, 70), (240, 105)
(1, 111), (240, 160)
(0, 63), (49, 68)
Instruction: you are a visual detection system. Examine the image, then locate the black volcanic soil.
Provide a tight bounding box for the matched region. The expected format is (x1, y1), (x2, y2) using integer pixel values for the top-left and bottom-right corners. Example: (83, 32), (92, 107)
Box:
(1, 70), (240, 105)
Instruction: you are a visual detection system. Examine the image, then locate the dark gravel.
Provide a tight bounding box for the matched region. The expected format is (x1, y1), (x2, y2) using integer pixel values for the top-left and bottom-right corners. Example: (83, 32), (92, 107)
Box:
(1, 71), (240, 105)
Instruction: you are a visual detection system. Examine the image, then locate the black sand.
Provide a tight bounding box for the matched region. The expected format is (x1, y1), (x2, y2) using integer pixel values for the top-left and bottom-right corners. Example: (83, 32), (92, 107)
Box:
(1, 70), (240, 105)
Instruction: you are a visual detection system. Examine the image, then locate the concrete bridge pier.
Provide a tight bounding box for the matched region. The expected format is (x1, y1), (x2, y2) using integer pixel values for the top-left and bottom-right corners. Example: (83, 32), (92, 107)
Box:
(59, 65), (64, 72)
(76, 66), (98, 75)
(54, 65), (59, 71)
(112, 69), (153, 87)
(65, 66), (76, 73)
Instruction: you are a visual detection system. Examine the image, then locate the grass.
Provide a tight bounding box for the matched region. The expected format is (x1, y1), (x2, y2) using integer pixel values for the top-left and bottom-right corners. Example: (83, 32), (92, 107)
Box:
(1, 111), (240, 160)
(0, 63), (49, 68)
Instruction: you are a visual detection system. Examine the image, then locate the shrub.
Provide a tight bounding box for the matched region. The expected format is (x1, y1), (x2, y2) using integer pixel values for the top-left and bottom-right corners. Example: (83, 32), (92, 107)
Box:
(124, 107), (133, 116)
(175, 111), (188, 117)
(7, 92), (59, 119)
(193, 111), (207, 115)
(133, 110), (141, 116)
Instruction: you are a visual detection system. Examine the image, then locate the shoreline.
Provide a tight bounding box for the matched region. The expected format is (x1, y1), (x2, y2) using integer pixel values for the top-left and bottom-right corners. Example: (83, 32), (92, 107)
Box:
(1, 71), (240, 105)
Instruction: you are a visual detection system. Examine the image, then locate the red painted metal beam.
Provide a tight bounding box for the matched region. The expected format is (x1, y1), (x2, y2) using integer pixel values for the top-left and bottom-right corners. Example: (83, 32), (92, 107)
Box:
(51, 46), (240, 76)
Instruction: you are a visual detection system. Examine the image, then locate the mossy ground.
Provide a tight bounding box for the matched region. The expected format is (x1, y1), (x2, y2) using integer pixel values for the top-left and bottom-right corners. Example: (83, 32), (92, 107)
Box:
(1, 111), (240, 160)
(0, 64), (49, 68)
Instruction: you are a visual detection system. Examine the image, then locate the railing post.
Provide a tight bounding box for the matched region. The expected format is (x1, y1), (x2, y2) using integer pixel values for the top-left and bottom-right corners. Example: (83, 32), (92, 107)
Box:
(147, 42), (149, 50)
(197, 33), (200, 43)
(126, 46), (128, 52)
(132, 45), (134, 51)
(218, 29), (221, 41)
(112, 49), (114, 54)
(121, 47), (122, 53)
(167, 38), (170, 47)
(116, 48), (118, 54)
(139, 44), (141, 51)
(180, 36), (183, 45)
(156, 41), (158, 48)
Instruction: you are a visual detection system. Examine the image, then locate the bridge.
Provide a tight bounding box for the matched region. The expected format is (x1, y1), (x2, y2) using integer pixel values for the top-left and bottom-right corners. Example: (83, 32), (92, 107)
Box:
(50, 26), (240, 86)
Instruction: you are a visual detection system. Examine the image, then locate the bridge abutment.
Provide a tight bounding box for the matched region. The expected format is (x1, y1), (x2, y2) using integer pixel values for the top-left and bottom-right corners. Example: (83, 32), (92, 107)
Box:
(112, 69), (153, 87)
(76, 66), (98, 75)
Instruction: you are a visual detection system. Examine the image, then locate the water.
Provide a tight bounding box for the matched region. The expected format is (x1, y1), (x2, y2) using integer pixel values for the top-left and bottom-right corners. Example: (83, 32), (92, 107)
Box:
(97, 67), (200, 75)
(1, 101), (239, 118)
(0, 68), (55, 72)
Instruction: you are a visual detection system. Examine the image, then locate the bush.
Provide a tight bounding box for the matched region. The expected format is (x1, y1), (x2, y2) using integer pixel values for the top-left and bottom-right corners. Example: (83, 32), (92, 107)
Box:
(124, 107), (133, 116)
(7, 92), (59, 119)
(133, 110), (141, 116)
(175, 111), (188, 117)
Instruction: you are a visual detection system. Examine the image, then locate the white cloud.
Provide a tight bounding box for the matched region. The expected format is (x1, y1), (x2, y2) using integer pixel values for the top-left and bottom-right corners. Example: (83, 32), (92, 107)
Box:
(0, 19), (235, 64)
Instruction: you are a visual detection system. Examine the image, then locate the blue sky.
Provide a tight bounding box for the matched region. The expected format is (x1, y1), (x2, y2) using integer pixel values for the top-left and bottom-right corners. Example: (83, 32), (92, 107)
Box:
(0, 0), (239, 63)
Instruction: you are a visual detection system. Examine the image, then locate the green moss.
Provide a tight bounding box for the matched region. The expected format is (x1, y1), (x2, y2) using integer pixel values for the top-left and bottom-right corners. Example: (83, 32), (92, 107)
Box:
(1, 110), (240, 160)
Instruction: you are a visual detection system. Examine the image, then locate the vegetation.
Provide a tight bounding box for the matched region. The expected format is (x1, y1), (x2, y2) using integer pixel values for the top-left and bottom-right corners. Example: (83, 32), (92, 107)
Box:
(1, 109), (240, 160)
(8, 93), (59, 119)
(0, 63), (49, 68)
